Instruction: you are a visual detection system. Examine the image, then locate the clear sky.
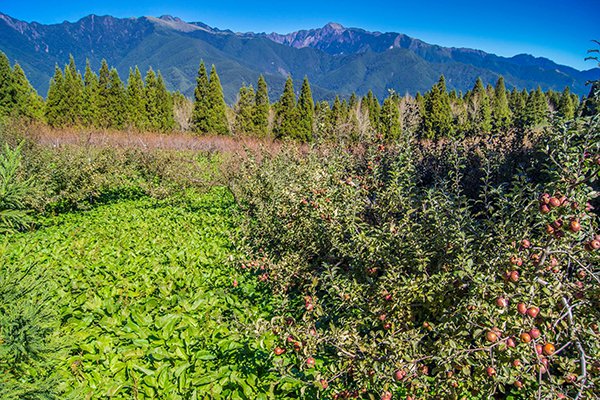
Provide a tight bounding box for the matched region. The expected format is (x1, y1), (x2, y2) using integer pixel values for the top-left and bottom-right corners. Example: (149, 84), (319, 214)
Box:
(1, 0), (598, 70)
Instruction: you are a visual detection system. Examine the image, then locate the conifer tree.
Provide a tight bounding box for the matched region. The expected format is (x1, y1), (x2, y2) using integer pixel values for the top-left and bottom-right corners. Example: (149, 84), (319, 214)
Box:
(96, 60), (112, 128)
(296, 76), (314, 142)
(508, 88), (527, 129)
(144, 67), (160, 131)
(423, 75), (453, 139)
(207, 65), (229, 135)
(191, 61), (210, 134)
(253, 75), (270, 137)
(0, 52), (15, 116)
(233, 84), (256, 135)
(349, 92), (358, 110)
(380, 95), (401, 140)
(313, 100), (331, 140)
(156, 72), (175, 131)
(61, 55), (84, 125)
(491, 76), (511, 132)
(525, 86), (548, 127)
(126, 66), (146, 130)
(11, 63), (43, 121)
(469, 77), (492, 133)
(558, 86), (575, 120)
(329, 95), (343, 137)
(363, 90), (380, 131)
(82, 60), (99, 127)
(45, 65), (65, 127)
(274, 76), (297, 139)
(107, 68), (126, 129)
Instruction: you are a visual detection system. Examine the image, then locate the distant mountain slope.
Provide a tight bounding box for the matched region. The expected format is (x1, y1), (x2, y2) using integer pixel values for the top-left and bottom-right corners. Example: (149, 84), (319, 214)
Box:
(0, 12), (597, 103)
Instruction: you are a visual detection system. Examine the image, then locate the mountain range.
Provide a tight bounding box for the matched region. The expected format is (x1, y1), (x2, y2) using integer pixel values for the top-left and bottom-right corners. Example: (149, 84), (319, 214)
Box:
(0, 12), (597, 103)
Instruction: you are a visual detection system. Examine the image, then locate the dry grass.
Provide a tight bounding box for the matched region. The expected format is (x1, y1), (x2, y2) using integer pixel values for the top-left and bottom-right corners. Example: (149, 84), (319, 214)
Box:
(21, 124), (288, 155)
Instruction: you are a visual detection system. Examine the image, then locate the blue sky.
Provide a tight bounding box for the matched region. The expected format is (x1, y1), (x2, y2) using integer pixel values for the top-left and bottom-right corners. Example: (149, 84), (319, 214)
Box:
(1, 0), (598, 70)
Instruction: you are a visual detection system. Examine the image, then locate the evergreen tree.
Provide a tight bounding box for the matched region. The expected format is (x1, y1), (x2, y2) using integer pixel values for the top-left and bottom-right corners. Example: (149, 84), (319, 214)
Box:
(82, 60), (99, 127)
(61, 55), (84, 125)
(191, 61), (210, 134)
(144, 67), (160, 131)
(274, 76), (297, 139)
(233, 85), (256, 135)
(296, 76), (314, 142)
(363, 90), (380, 131)
(156, 72), (175, 131)
(0, 52), (15, 116)
(45, 65), (65, 127)
(423, 75), (453, 139)
(329, 96), (344, 139)
(313, 100), (331, 140)
(509, 88), (527, 129)
(126, 66), (146, 130)
(491, 76), (512, 132)
(349, 92), (358, 110)
(558, 87), (575, 120)
(107, 68), (126, 129)
(469, 77), (492, 133)
(207, 65), (229, 135)
(525, 87), (548, 127)
(11, 63), (43, 121)
(253, 75), (270, 137)
(379, 95), (401, 140)
(96, 60), (112, 128)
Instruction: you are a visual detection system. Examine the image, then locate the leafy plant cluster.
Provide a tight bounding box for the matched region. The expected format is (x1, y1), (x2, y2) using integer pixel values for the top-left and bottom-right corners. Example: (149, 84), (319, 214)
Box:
(0, 188), (299, 399)
(230, 103), (599, 398)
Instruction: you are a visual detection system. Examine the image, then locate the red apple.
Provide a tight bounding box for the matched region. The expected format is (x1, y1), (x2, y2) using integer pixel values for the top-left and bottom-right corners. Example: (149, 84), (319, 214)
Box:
(543, 343), (555, 355)
(517, 303), (528, 315)
(530, 328), (541, 339)
(394, 369), (407, 381)
(527, 307), (540, 318)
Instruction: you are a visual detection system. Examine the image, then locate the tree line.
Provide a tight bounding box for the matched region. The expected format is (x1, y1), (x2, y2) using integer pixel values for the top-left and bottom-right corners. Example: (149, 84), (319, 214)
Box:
(0, 51), (592, 139)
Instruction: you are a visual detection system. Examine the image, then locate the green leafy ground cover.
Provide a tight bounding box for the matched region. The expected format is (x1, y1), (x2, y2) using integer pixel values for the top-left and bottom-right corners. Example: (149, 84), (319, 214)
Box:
(0, 188), (290, 399)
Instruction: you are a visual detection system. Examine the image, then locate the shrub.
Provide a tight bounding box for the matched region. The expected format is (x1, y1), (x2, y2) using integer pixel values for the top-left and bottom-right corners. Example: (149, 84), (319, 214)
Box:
(0, 143), (33, 232)
(230, 110), (599, 398)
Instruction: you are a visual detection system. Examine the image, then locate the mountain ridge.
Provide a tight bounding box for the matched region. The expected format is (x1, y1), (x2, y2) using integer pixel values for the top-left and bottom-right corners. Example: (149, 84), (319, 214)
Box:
(0, 12), (597, 103)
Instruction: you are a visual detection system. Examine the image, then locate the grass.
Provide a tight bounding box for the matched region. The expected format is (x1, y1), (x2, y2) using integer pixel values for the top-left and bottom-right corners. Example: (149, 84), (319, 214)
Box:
(0, 187), (288, 399)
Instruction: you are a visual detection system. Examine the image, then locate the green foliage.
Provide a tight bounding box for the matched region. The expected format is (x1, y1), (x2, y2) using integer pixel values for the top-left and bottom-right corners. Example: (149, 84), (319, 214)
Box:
(253, 75), (270, 137)
(191, 63), (229, 135)
(525, 87), (549, 127)
(61, 55), (84, 126)
(0, 52), (15, 117)
(81, 60), (99, 127)
(44, 65), (65, 127)
(0, 255), (64, 400)
(379, 95), (401, 140)
(207, 65), (230, 135)
(469, 77), (492, 133)
(230, 100), (599, 398)
(492, 77), (512, 132)
(274, 76), (298, 140)
(11, 64), (44, 122)
(423, 75), (453, 139)
(558, 87), (575, 120)
(126, 66), (147, 130)
(0, 144), (33, 233)
(233, 84), (256, 135)
(296, 77), (314, 142)
(0, 187), (295, 399)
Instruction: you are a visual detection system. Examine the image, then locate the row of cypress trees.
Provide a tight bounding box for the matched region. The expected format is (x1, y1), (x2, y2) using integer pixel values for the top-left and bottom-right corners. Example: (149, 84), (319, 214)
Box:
(0, 52), (44, 121)
(45, 56), (174, 131)
(0, 51), (589, 141)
